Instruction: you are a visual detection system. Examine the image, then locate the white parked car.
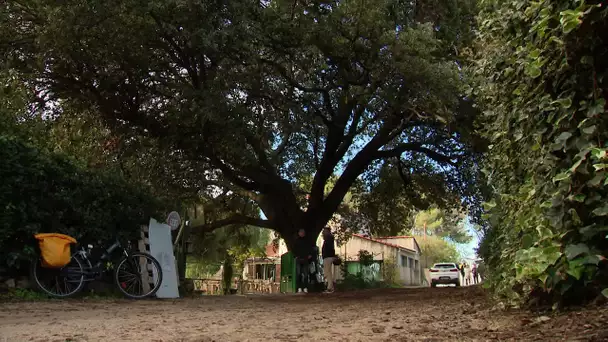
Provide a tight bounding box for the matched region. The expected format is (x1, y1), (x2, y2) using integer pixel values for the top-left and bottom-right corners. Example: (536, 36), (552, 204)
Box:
(429, 262), (461, 287)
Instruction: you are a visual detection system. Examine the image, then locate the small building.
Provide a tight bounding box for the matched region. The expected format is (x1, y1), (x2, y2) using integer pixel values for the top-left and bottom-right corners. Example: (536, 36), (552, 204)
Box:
(321, 234), (422, 286)
(243, 244), (283, 281)
(374, 236), (423, 285)
(242, 231), (422, 287)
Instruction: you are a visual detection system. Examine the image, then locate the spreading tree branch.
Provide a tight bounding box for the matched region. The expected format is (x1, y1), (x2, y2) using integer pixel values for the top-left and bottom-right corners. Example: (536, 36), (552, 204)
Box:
(271, 130), (292, 159)
(199, 178), (261, 202)
(190, 214), (275, 232)
(314, 116), (400, 224)
(149, 12), (201, 89)
(260, 57), (337, 119)
(395, 157), (411, 186)
(335, 103), (366, 157)
(374, 143), (460, 166)
(245, 133), (275, 173)
(206, 154), (261, 192)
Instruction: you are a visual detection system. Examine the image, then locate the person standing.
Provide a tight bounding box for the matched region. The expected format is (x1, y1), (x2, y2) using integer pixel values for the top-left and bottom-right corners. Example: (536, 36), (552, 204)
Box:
(464, 263), (472, 286)
(294, 228), (314, 293)
(472, 263), (478, 285)
(477, 261), (486, 282)
(322, 227), (337, 293)
(459, 262), (466, 280)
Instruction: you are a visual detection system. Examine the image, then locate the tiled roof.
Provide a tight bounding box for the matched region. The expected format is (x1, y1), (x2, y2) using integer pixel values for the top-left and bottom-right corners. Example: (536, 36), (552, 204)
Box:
(353, 234), (419, 254)
(375, 235), (421, 253)
(352, 234), (406, 249)
(376, 235), (416, 239)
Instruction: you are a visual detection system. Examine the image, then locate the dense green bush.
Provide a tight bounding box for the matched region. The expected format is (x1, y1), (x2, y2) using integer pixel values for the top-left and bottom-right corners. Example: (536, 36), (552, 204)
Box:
(0, 135), (164, 272)
(473, 0), (608, 306)
(336, 250), (396, 291)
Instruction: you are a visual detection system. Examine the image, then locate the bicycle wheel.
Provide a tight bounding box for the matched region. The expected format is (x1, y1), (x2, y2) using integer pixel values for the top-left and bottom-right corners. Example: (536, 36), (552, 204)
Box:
(114, 252), (163, 299)
(30, 255), (85, 298)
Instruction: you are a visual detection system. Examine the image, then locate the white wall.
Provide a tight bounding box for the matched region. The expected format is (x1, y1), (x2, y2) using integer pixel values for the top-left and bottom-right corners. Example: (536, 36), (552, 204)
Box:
(396, 250), (421, 286)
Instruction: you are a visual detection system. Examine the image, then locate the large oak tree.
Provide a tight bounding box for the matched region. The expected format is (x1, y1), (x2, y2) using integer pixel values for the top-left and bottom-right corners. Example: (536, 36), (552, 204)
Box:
(1, 0), (482, 249)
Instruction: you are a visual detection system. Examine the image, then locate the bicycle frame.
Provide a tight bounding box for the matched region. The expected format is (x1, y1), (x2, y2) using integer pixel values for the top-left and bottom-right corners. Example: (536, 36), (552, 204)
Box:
(75, 239), (131, 281)
(33, 236), (162, 298)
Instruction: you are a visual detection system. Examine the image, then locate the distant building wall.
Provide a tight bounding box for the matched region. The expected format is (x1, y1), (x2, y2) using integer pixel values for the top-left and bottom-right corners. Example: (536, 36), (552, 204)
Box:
(266, 231), (422, 286)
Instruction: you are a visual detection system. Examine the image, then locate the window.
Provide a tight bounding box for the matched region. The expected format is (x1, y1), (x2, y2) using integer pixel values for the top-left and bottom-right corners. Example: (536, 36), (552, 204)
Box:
(401, 255), (408, 267)
(253, 264), (277, 281)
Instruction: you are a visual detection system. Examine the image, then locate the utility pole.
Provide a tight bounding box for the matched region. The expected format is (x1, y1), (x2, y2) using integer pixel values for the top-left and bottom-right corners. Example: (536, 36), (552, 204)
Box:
(423, 221), (428, 269)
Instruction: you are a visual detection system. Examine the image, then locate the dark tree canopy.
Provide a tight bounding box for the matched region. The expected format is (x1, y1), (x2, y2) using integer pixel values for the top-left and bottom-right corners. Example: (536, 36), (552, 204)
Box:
(1, 0), (483, 249)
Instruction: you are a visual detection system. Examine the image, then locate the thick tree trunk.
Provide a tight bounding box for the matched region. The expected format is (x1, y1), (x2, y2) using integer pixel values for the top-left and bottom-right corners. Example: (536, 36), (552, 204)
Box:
(257, 188), (327, 253)
(280, 220), (323, 254)
(222, 256), (234, 295)
(257, 186), (325, 252)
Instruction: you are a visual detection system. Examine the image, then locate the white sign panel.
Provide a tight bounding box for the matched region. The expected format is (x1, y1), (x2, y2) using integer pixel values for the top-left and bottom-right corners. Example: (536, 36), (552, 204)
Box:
(148, 218), (180, 299)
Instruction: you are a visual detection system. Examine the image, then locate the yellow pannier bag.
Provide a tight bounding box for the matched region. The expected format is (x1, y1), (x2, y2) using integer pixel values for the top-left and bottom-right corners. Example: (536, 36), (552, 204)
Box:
(34, 233), (77, 268)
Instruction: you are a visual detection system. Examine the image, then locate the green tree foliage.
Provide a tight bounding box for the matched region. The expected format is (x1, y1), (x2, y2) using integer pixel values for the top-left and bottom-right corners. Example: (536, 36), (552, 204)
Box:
(0, 0), (484, 250)
(0, 70), (47, 145)
(1, 69), (267, 277)
(407, 208), (467, 268)
(344, 154), (486, 237)
(1, 64), (195, 205)
(227, 226), (269, 285)
(418, 236), (462, 268)
(187, 224), (269, 284)
(45, 108), (208, 204)
(411, 207), (472, 244)
(473, 0), (608, 305)
(0, 135), (163, 272)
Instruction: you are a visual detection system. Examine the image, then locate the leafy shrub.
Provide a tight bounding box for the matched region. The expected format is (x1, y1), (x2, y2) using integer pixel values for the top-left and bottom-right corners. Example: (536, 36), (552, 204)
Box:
(336, 249), (394, 290)
(358, 250), (374, 267)
(382, 257), (400, 286)
(473, 0), (608, 306)
(336, 272), (391, 291)
(0, 135), (164, 273)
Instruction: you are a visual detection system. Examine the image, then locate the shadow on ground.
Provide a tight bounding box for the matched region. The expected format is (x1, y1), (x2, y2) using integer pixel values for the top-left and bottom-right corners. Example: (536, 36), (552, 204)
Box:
(0, 286), (606, 341)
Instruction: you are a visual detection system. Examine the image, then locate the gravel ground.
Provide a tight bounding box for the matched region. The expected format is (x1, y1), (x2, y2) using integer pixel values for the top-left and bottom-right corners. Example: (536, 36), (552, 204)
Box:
(0, 286), (607, 341)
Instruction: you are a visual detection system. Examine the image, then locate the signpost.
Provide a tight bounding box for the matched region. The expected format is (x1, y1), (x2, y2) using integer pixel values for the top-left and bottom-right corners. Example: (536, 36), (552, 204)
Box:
(166, 211), (181, 231)
(148, 218), (180, 298)
(165, 211), (182, 287)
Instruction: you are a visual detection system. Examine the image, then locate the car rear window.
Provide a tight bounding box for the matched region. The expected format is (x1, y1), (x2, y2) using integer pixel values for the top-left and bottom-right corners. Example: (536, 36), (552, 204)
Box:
(434, 264), (456, 268)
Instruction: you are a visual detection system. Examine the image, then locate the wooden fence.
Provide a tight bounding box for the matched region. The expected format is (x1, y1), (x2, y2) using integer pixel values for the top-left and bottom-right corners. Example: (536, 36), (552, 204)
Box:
(190, 278), (280, 295)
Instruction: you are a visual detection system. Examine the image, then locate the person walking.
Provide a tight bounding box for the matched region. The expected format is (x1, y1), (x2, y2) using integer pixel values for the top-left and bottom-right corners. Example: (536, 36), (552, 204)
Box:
(472, 263), (478, 285)
(294, 228), (314, 293)
(322, 227), (337, 293)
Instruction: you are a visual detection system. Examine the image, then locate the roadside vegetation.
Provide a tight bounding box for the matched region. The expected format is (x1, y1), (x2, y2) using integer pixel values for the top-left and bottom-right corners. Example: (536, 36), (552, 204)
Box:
(0, 0), (606, 309)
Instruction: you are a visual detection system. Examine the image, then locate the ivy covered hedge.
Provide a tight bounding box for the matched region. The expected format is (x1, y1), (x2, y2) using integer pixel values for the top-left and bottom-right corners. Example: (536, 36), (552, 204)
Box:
(473, 0), (607, 306)
(0, 134), (164, 273)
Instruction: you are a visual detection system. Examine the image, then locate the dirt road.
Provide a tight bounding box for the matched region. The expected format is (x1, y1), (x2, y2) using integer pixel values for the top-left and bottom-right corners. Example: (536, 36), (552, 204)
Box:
(0, 286), (606, 341)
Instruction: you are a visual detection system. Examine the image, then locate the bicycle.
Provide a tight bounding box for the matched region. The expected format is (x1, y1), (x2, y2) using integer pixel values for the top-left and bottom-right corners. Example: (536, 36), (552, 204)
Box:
(30, 238), (163, 299)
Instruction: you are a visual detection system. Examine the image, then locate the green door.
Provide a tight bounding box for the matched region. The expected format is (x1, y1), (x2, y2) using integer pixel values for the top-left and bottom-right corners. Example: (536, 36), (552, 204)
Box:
(346, 261), (361, 275)
(280, 251), (296, 293)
